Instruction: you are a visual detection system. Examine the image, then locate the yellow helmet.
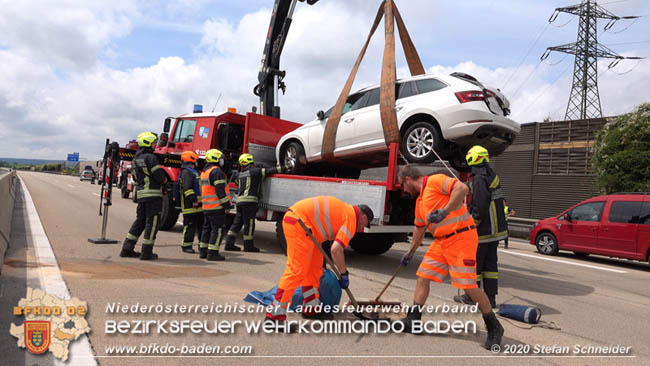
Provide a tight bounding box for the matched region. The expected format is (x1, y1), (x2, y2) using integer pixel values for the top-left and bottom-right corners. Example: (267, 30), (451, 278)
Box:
(205, 149), (223, 163)
(465, 145), (490, 166)
(136, 131), (157, 148)
(238, 153), (254, 166)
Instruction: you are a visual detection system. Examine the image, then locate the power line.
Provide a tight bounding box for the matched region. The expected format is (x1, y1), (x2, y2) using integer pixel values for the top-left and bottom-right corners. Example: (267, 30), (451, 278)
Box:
(502, 23), (550, 90)
(605, 40), (650, 46)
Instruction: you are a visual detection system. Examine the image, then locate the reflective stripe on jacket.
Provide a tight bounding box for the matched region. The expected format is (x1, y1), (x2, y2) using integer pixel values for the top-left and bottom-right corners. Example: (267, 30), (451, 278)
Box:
(469, 164), (508, 243)
(180, 165), (202, 214)
(133, 148), (166, 200)
(200, 165), (230, 211)
(415, 174), (475, 238)
(285, 196), (357, 247)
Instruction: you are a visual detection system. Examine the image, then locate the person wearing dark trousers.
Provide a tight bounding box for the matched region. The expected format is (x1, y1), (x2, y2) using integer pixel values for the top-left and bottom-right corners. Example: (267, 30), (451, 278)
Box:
(179, 151), (203, 254)
(503, 201), (515, 249)
(199, 149), (232, 261)
(120, 131), (168, 260)
(224, 153), (293, 252)
(453, 145), (508, 309)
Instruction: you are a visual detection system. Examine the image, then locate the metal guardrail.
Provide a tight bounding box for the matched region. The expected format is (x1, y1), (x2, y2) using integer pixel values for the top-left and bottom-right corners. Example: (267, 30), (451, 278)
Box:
(508, 217), (537, 240)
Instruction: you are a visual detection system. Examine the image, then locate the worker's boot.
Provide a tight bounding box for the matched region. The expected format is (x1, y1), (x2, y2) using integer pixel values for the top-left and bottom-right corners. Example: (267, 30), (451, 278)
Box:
(119, 238), (140, 258)
(401, 304), (423, 335)
(207, 250), (225, 261)
(453, 293), (475, 305)
(140, 245), (158, 260)
(181, 245), (196, 254)
(243, 240), (260, 253)
(199, 245), (208, 258)
(224, 235), (241, 251)
(483, 312), (504, 350)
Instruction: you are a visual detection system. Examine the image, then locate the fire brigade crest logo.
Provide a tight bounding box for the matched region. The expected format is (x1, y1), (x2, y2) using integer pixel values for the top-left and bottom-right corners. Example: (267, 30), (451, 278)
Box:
(25, 321), (51, 354)
(10, 288), (91, 361)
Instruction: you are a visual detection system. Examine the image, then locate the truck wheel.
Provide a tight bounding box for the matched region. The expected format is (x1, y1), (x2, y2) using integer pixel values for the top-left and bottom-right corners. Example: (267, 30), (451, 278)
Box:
(401, 122), (441, 164)
(535, 232), (558, 255)
(448, 153), (471, 173)
(275, 216), (287, 256)
(349, 233), (395, 255)
(158, 194), (180, 231)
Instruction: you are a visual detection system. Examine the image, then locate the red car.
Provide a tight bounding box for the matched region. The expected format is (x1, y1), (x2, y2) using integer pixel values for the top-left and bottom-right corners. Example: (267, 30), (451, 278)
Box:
(530, 193), (650, 265)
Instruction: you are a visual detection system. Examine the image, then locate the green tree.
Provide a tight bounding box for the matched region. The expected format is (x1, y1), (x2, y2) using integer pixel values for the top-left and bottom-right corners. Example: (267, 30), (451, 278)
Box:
(592, 103), (650, 193)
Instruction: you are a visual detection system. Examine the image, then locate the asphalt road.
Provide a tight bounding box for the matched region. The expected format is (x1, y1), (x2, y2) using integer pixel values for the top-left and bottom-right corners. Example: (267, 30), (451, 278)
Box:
(2, 171), (649, 366)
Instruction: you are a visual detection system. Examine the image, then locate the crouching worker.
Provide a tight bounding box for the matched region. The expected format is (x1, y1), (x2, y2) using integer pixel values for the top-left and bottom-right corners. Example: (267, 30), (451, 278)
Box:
(120, 131), (168, 260)
(265, 196), (373, 324)
(199, 149), (232, 261)
(397, 166), (504, 349)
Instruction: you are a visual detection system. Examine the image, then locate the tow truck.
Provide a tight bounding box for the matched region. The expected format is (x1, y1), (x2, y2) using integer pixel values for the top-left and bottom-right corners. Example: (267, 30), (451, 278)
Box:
(114, 0), (444, 255)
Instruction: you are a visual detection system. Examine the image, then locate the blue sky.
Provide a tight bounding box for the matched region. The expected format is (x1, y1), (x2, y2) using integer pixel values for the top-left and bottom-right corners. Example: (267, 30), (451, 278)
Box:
(0, 0), (649, 159)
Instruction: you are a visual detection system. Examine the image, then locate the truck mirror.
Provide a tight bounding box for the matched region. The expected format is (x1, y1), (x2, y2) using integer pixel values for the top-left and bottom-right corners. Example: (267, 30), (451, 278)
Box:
(317, 110), (325, 120)
(158, 133), (168, 147)
(164, 118), (171, 133)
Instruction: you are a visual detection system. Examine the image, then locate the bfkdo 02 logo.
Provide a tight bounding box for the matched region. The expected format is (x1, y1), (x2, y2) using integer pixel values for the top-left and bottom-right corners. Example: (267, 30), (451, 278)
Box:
(25, 321), (51, 354)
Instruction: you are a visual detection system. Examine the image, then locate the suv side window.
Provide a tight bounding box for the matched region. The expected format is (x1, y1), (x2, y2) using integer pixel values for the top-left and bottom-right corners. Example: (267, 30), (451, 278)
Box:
(640, 201), (650, 225)
(365, 88), (380, 108)
(398, 81), (416, 99)
(172, 119), (197, 143)
(570, 202), (605, 222)
(414, 78), (447, 95)
(609, 201), (643, 223)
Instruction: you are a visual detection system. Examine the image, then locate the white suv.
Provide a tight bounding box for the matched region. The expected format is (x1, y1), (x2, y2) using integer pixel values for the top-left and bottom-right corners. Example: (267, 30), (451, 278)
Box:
(276, 72), (520, 177)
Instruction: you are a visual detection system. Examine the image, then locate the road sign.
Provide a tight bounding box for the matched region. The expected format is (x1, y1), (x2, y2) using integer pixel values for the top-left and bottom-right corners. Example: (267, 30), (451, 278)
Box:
(67, 153), (79, 162)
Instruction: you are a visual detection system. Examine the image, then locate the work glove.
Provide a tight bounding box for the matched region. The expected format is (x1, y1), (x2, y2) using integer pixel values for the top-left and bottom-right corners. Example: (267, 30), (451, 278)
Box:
(427, 208), (449, 224)
(401, 251), (414, 266)
(339, 271), (350, 289)
(223, 201), (233, 211)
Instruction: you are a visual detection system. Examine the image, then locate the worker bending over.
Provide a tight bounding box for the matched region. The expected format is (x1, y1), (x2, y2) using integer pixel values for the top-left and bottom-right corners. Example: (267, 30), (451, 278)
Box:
(266, 196), (373, 322)
(199, 149), (232, 261)
(120, 132), (168, 260)
(224, 153), (293, 252)
(179, 151), (203, 254)
(398, 166), (503, 349)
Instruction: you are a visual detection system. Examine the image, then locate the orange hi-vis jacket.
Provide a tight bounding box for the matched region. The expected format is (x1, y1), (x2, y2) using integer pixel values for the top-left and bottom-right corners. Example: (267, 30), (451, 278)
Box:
(285, 196), (357, 247)
(200, 166), (230, 211)
(415, 174), (475, 238)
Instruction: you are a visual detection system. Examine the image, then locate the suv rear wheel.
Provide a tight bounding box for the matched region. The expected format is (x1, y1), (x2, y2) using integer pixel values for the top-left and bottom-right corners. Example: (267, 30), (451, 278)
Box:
(535, 232), (559, 255)
(402, 122), (442, 164)
(282, 141), (306, 174)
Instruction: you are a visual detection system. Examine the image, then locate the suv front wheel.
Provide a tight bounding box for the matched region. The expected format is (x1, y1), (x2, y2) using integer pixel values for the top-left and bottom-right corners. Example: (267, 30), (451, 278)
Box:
(402, 122), (442, 164)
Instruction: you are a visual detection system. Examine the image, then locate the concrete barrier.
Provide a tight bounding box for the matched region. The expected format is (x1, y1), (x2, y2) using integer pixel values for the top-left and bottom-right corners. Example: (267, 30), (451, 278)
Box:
(0, 168), (17, 273)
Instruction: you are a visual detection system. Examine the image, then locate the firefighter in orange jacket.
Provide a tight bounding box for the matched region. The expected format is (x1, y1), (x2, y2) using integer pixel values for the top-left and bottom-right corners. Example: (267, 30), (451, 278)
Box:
(265, 196), (373, 322)
(397, 165), (503, 349)
(199, 149), (232, 261)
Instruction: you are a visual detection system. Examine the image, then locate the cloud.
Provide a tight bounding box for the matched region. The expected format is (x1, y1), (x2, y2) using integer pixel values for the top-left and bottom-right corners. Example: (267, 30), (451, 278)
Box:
(0, 0), (649, 160)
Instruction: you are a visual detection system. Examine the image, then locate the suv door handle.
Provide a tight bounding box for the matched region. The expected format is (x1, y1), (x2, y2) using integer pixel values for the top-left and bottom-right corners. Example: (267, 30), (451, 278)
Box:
(344, 117), (354, 123)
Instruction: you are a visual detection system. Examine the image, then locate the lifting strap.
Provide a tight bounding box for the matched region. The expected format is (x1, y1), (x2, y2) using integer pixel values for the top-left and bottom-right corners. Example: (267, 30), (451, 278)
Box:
(321, 0), (425, 162)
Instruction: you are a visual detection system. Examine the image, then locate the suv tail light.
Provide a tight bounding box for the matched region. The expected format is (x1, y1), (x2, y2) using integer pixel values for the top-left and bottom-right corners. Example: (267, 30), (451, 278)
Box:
(455, 90), (484, 103)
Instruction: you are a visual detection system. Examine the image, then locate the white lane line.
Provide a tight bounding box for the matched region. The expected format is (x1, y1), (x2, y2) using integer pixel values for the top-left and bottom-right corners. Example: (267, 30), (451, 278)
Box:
(500, 249), (627, 273)
(19, 178), (98, 365)
(67, 184), (75, 188)
(92, 193), (100, 197)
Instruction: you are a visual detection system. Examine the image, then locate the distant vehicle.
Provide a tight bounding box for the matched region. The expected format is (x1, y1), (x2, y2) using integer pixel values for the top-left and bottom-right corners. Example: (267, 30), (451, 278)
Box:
(80, 170), (96, 184)
(275, 72), (520, 177)
(530, 193), (650, 266)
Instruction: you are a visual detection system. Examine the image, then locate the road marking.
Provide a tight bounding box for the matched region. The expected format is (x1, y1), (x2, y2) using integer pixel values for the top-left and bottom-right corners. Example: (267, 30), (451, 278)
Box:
(18, 178), (98, 365)
(499, 249), (627, 273)
(93, 193), (100, 197)
(67, 184), (75, 188)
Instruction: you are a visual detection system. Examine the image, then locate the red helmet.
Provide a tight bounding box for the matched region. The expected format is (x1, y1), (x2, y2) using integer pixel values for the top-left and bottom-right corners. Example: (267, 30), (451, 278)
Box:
(181, 151), (198, 163)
